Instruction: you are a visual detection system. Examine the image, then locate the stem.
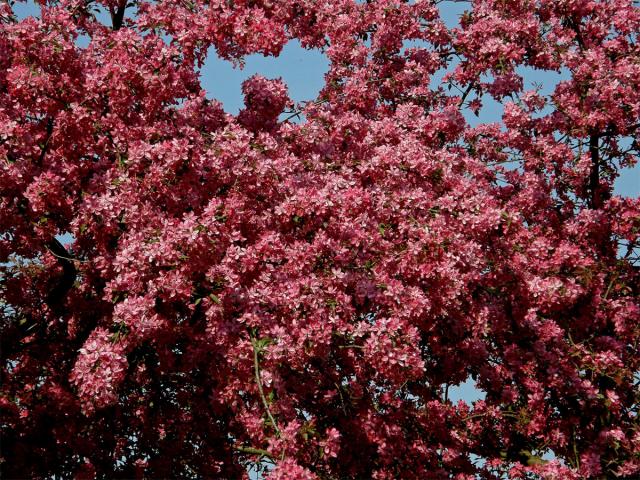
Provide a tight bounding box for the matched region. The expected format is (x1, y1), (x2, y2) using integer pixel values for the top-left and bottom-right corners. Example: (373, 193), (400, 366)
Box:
(234, 445), (276, 460)
(36, 118), (54, 166)
(588, 132), (602, 209)
(458, 83), (475, 107)
(573, 428), (580, 469)
(603, 273), (619, 300)
(282, 97), (328, 123)
(250, 336), (281, 438)
(462, 412), (486, 421)
(335, 382), (347, 415)
(45, 244), (87, 263)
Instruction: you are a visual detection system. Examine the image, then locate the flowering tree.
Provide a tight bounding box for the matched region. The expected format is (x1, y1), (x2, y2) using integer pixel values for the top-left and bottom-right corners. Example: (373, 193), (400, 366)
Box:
(1, 0), (639, 478)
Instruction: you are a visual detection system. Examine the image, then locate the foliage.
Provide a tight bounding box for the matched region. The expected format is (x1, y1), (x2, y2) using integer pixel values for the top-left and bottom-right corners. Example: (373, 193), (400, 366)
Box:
(1, 0), (639, 478)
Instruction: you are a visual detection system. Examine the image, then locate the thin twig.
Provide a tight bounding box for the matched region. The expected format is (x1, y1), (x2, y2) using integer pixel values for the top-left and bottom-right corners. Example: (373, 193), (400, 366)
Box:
(45, 244), (88, 263)
(573, 428), (580, 469)
(234, 445), (276, 461)
(458, 83), (475, 107)
(603, 273), (618, 300)
(335, 382), (348, 416)
(250, 335), (281, 438)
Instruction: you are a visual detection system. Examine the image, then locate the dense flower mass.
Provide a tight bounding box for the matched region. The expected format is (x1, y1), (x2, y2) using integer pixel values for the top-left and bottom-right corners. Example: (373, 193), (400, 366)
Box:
(1, 0), (639, 478)
(70, 328), (128, 414)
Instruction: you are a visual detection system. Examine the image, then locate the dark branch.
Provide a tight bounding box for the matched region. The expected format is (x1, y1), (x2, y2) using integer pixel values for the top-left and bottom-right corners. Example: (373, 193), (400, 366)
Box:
(0, 239), (77, 360)
(110, 0), (127, 31)
(36, 118), (54, 166)
(45, 238), (77, 312)
(587, 132), (610, 210)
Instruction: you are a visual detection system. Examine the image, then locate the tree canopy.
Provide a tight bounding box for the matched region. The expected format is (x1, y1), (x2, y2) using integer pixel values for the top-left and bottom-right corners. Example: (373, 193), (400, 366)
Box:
(1, 0), (639, 478)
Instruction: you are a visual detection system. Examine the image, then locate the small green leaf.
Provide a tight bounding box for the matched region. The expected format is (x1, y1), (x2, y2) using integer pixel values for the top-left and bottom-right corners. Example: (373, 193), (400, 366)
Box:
(254, 337), (273, 352)
(325, 298), (338, 309)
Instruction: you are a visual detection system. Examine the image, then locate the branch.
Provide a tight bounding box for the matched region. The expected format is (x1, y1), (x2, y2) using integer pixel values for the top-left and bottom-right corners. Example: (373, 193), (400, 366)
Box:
(109, 0), (127, 30)
(45, 238), (77, 311)
(45, 244), (88, 263)
(250, 335), (281, 438)
(234, 445), (276, 460)
(36, 118), (54, 166)
(458, 83), (475, 107)
(588, 132), (603, 209)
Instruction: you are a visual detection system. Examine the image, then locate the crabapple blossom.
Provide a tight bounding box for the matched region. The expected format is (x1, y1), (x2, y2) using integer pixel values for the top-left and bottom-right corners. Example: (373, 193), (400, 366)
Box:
(1, 0), (639, 478)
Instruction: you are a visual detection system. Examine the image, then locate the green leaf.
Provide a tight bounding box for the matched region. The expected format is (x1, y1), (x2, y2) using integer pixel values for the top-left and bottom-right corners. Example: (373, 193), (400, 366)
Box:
(254, 337), (273, 352)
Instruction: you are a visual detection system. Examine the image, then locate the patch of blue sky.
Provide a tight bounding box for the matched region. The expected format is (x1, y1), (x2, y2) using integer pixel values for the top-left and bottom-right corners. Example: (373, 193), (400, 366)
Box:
(200, 40), (329, 115)
(447, 376), (486, 404)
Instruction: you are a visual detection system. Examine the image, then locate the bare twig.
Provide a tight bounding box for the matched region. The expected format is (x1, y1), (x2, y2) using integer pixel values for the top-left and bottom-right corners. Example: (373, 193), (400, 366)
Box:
(234, 445), (276, 461)
(250, 335), (281, 438)
(45, 244), (88, 263)
(458, 83), (475, 107)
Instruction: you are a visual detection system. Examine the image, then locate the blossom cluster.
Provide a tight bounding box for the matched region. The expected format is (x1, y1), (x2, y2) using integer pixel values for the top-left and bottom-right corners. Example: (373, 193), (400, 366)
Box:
(1, 0), (639, 478)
